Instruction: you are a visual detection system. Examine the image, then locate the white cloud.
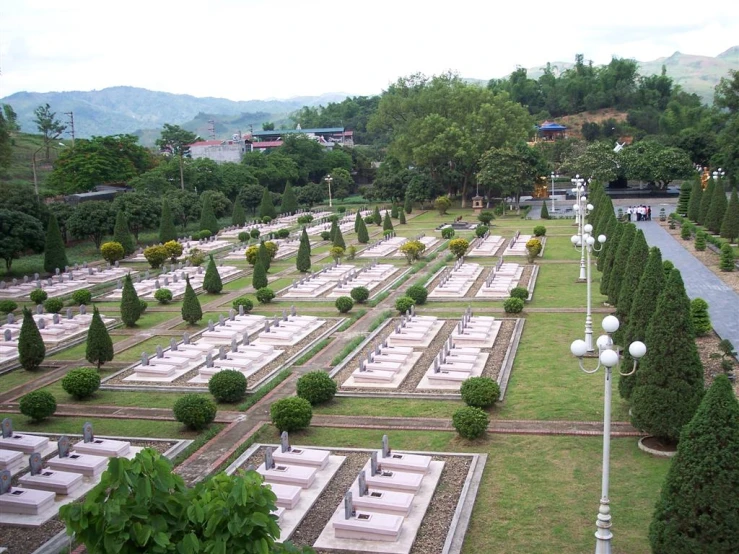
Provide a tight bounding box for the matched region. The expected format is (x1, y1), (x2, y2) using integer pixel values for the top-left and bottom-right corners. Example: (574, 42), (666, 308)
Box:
(1, 0), (737, 100)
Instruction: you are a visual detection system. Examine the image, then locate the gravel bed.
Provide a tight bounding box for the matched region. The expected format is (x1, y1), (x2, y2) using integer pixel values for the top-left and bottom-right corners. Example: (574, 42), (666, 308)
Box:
(697, 332), (739, 397)
(236, 446), (471, 554)
(105, 321), (334, 389)
(336, 317), (516, 395)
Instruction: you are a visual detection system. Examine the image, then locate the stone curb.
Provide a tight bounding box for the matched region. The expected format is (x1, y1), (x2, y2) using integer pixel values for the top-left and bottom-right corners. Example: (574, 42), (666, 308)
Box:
(497, 317), (525, 400)
(443, 453), (487, 554)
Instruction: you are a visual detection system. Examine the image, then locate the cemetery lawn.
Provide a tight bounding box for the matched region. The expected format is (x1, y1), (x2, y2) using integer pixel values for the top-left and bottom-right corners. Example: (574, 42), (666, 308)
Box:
(253, 426), (668, 554)
(16, 416), (219, 440)
(528, 263), (608, 308)
(116, 336), (186, 362)
(0, 366), (57, 391)
(47, 335), (129, 360)
(312, 397), (465, 418)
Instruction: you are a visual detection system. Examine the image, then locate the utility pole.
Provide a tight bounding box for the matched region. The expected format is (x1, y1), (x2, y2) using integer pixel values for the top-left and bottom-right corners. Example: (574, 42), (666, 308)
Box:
(64, 111), (75, 146)
(208, 119), (216, 141)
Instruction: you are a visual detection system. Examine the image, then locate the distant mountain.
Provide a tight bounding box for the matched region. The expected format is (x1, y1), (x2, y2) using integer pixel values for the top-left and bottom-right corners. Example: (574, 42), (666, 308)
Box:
(0, 86), (351, 143)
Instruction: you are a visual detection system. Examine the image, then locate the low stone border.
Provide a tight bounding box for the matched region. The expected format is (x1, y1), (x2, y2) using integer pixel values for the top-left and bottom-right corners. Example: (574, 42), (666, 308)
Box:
(497, 318), (525, 400)
(637, 436), (677, 458)
(328, 318), (393, 379)
(278, 266), (413, 302)
(423, 264), (538, 303)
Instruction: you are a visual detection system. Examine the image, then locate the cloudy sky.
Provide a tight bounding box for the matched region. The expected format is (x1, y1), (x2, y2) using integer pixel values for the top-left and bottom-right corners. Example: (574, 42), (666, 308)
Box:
(1, 0), (737, 101)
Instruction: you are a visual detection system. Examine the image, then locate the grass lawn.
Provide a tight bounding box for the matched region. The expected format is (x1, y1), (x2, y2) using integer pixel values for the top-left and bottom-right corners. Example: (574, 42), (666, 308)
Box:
(529, 263), (608, 309)
(48, 335), (129, 361)
(0, 366), (57, 391)
(313, 397), (465, 418)
(542, 235), (582, 260)
(134, 310), (179, 329)
(116, 336), (183, 362)
(500, 312), (631, 421)
(18, 415), (218, 440)
(222, 276), (252, 292)
(252, 426), (667, 554)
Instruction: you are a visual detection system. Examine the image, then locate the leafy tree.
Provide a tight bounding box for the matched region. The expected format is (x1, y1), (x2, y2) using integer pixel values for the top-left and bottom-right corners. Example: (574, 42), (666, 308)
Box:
(67, 201), (113, 248)
(120, 274), (142, 327)
(296, 228), (311, 272)
(434, 196), (452, 215)
(649, 375), (739, 553)
(111, 193), (160, 241)
(477, 143), (546, 211)
(252, 259), (268, 289)
(259, 186), (277, 219)
(356, 216), (370, 243)
(43, 213), (68, 274)
(621, 140), (693, 189)
(699, 178), (714, 226)
(199, 193), (219, 234)
(296, 182), (326, 208)
(0, 209), (45, 271)
(86, 306), (114, 369)
(281, 182), (298, 214)
(619, 247), (665, 400)
(200, 190), (231, 218)
(329, 246), (345, 262)
(687, 179), (703, 222)
(328, 168), (352, 201)
(47, 202), (74, 243)
(721, 188), (739, 242)
(2, 104), (19, 133)
(33, 103), (66, 160)
(449, 238), (470, 258)
(159, 199), (178, 243)
(676, 182), (691, 216)
(237, 184), (266, 216)
(156, 123), (198, 190)
(181, 275), (203, 325)
(231, 199), (246, 226)
(112, 210), (135, 256)
(333, 225), (346, 249)
(203, 255), (223, 294)
(607, 222), (636, 305)
(615, 229), (649, 330)
(382, 211), (394, 231)
(631, 269), (704, 443)
(399, 240), (425, 263)
(706, 181), (728, 234)
(18, 307), (45, 371)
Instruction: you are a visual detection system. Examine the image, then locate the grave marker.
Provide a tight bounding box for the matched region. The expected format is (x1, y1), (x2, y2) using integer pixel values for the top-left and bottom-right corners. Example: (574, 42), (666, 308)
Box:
(265, 448), (274, 470)
(344, 491), (354, 519)
(83, 422), (94, 443)
(29, 453), (43, 476)
(358, 471), (368, 496)
(58, 436), (70, 458)
(370, 451), (378, 476)
(382, 435), (390, 458)
(280, 431), (290, 453)
(170, 338), (178, 351)
(1, 418), (12, 438)
(0, 470), (10, 495)
(141, 353), (149, 366)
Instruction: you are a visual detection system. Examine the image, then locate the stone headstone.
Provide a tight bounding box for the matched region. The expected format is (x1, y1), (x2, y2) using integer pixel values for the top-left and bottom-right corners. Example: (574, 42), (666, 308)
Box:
(183, 332), (190, 344)
(280, 431), (290, 453)
(3, 329), (10, 342)
(265, 448), (274, 470)
(219, 346), (226, 360)
(229, 309), (235, 321)
(55, 268), (60, 275)
(156, 345), (164, 358)
(172, 273), (178, 283)
(243, 332), (250, 345)
(117, 279), (122, 289)
(238, 305), (244, 316)
(58, 436), (71, 458)
(218, 315), (225, 327)
(205, 352), (213, 368)
(370, 451), (378, 476)
(208, 320), (214, 332)
(1, 418), (12, 438)
(434, 355), (440, 373)
(344, 491), (354, 519)
(359, 360), (366, 372)
(382, 435), (390, 458)
(29, 452), (43, 476)
(264, 321), (270, 333)
(163, 277), (169, 286)
(115, 260), (120, 268)
(66, 308), (73, 320)
(23, 275), (28, 284)
(0, 282), (4, 290)
(154, 280), (160, 290)
(231, 338), (238, 353)
(141, 352), (149, 366)
(53, 313), (60, 324)
(170, 338), (178, 351)
(0, 470), (10, 495)
(83, 422), (94, 443)
(38, 318), (46, 329)
(358, 471), (368, 496)
(6, 313), (14, 325)
(36, 305), (43, 315)
(80, 304), (87, 315)
(291, 305), (297, 317)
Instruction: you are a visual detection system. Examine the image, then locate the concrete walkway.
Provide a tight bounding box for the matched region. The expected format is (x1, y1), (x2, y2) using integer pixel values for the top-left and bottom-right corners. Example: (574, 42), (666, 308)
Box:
(638, 221), (739, 348)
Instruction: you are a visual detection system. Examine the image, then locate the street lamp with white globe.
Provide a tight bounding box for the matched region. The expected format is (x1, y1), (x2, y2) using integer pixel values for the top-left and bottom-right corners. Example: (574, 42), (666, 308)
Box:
(572, 222), (606, 351)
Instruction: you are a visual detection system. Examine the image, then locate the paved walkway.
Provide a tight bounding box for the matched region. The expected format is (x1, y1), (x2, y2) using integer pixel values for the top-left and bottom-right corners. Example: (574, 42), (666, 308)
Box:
(638, 221), (739, 348)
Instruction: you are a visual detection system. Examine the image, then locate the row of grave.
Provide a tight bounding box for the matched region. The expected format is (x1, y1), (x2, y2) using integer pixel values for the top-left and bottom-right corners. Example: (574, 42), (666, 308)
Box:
(466, 231), (534, 258)
(281, 261), (400, 299)
(218, 210), (333, 239)
(358, 233), (439, 258)
(428, 257), (524, 299)
(304, 210), (375, 237)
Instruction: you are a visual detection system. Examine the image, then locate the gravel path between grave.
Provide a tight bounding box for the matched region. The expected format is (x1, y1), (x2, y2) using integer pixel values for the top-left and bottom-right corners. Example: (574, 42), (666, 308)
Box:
(335, 318), (515, 394)
(236, 446), (471, 554)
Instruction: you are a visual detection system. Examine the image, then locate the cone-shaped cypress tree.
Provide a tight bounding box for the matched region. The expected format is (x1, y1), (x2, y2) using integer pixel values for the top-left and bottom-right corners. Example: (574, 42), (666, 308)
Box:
(587, 182), (604, 225)
(203, 254), (223, 293)
(86, 306), (114, 369)
(540, 201), (549, 220)
(296, 228), (311, 273)
(619, 247), (665, 400)
(391, 203), (399, 218)
(18, 306), (45, 371)
(329, 219), (338, 243)
(596, 216), (617, 272)
(43, 213), (68, 274)
(404, 194), (412, 214)
(120, 273), (142, 327)
(606, 223), (635, 304)
(373, 206), (382, 225)
(258, 241), (271, 272)
(698, 179), (714, 226)
(615, 229), (649, 332)
(252, 258), (268, 289)
(181, 275), (202, 325)
(600, 220), (624, 291)
(649, 375), (739, 553)
(720, 188), (739, 242)
(113, 210), (135, 256)
(280, 182), (298, 214)
(357, 216), (370, 243)
(706, 181), (728, 235)
(631, 269), (704, 443)
(231, 200), (246, 226)
(594, 195), (615, 236)
(200, 195), (219, 234)
(720, 243), (735, 271)
(687, 180), (702, 223)
(354, 210), (362, 233)
(399, 209), (406, 224)
(676, 182), (691, 216)
(259, 188), (276, 219)
(383, 211), (394, 232)
(333, 225), (346, 249)
(159, 199), (177, 243)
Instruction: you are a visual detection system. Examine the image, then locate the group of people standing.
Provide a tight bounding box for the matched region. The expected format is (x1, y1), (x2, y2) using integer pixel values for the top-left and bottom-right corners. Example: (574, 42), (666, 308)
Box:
(626, 205), (652, 221)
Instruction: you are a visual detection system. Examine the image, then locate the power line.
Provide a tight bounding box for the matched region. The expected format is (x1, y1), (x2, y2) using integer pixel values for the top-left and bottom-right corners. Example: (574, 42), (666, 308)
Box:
(64, 111), (75, 146)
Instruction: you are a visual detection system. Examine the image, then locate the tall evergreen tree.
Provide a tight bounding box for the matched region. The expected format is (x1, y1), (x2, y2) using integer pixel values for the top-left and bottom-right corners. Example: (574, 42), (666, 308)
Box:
(333, 225), (346, 249)
(606, 223), (635, 305)
(399, 209), (406, 224)
(404, 194), (412, 214)
(181, 275), (202, 325)
(357, 216), (370, 243)
(593, 198), (615, 259)
(372, 206), (382, 225)
(706, 181), (728, 234)
(596, 216), (617, 272)
(85, 306), (114, 369)
(231, 200), (246, 226)
(676, 182), (692, 216)
(383, 211), (394, 232)
(258, 241), (271, 272)
(200, 195), (219, 234)
(619, 247), (665, 400)
(259, 188), (276, 219)
(43, 213), (68, 274)
(698, 179), (714, 226)
(600, 219), (624, 296)
(113, 210), (135, 256)
(631, 269), (704, 443)
(18, 306), (45, 371)
(280, 182), (298, 214)
(252, 258), (268, 289)
(202, 254), (223, 294)
(354, 210), (362, 233)
(120, 273), (142, 327)
(720, 188), (739, 242)
(540, 201), (549, 220)
(296, 228), (311, 273)
(687, 180), (702, 223)
(159, 199), (177, 243)
(615, 229), (649, 331)
(329, 219), (339, 243)
(649, 375), (739, 553)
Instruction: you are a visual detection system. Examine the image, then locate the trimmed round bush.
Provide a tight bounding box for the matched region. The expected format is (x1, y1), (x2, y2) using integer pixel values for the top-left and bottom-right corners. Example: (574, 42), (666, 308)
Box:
(232, 296), (254, 312)
(61, 368), (101, 400)
(255, 287), (275, 304)
(173, 394), (217, 430)
(296, 371), (337, 405)
(19, 390), (57, 422)
(405, 284), (428, 305)
(320, 231), (331, 241)
(143, 245), (169, 269)
(503, 297), (524, 313)
(29, 289), (48, 305)
(395, 296), (415, 314)
(154, 288), (173, 305)
(277, 229), (290, 239)
(335, 296), (354, 314)
(533, 225), (547, 237)
(71, 289), (92, 306)
(250, 228), (260, 239)
(139, 300), (148, 314)
(199, 230), (212, 240)
(297, 215), (313, 225)
(44, 298), (64, 314)
(475, 225), (488, 238)
(100, 241), (125, 263)
(364, 216), (374, 224)
(350, 286), (370, 304)
(0, 300), (18, 314)
(238, 231), (250, 242)
(188, 248), (206, 266)
(441, 227), (455, 240)
(208, 370), (247, 403)
(452, 406), (489, 439)
(270, 397), (313, 432)
(262, 216), (272, 224)
(460, 377), (501, 408)
(509, 287), (528, 301)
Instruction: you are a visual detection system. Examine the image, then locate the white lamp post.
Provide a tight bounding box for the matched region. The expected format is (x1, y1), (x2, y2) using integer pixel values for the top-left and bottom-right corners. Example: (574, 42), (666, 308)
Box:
(713, 168), (726, 182)
(572, 223), (606, 351)
(325, 174), (333, 208)
(571, 317), (646, 554)
(550, 172), (559, 213)
(571, 175), (589, 281)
